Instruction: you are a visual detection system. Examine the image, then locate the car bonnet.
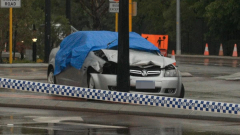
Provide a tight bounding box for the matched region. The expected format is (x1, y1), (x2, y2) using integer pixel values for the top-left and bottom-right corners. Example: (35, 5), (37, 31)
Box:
(101, 49), (176, 67)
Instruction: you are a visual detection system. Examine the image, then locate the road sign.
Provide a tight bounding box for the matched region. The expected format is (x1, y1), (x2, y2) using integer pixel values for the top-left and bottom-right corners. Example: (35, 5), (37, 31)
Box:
(1, 0), (21, 8)
(109, 3), (119, 13)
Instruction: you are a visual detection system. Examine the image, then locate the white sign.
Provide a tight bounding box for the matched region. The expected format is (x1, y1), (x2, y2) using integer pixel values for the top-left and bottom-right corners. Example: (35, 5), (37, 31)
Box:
(1, 0), (21, 8)
(109, 3), (119, 13)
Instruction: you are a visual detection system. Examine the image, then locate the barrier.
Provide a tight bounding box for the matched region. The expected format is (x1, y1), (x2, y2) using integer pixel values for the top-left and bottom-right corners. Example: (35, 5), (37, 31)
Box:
(0, 77), (239, 115)
(204, 43), (209, 56)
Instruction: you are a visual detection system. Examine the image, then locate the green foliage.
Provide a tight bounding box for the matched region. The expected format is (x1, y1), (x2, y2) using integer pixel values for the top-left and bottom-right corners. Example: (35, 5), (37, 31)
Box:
(76, 0), (112, 30)
(0, 0), (44, 52)
(133, 0), (170, 34)
(1, 0), (240, 60)
(13, 59), (32, 63)
(204, 0), (240, 40)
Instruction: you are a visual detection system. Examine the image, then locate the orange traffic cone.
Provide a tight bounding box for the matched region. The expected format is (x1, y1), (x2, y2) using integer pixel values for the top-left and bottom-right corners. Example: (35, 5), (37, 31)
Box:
(204, 43), (209, 55)
(232, 44), (238, 57)
(219, 44), (223, 56)
(171, 50), (176, 66)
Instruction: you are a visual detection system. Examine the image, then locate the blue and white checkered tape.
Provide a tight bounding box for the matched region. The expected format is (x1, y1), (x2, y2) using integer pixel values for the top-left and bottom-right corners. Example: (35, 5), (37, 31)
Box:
(0, 77), (239, 115)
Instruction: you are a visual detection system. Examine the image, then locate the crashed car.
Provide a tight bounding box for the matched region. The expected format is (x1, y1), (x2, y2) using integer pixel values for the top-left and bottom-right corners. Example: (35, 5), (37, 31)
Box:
(47, 31), (184, 98)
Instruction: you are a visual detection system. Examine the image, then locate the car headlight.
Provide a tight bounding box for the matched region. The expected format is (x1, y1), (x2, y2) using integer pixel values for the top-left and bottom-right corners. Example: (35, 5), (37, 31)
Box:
(164, 64), (178, 77)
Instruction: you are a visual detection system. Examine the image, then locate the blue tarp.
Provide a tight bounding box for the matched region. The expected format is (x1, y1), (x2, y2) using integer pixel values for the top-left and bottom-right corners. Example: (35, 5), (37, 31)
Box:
(54, 31), (160, 75)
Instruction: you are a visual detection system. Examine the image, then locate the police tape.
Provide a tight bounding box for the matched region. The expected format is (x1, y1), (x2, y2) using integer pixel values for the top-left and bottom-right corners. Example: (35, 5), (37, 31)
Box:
(0, 77), (239, 115)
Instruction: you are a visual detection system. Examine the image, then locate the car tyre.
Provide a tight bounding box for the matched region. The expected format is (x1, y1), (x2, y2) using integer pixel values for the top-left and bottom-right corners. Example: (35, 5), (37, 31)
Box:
(87, 67), (97, 89)
(87, 74), (96, 102)
(48, 69), (56, 84)
(178, 84), (185, 98)
(88, 75), (95, 89)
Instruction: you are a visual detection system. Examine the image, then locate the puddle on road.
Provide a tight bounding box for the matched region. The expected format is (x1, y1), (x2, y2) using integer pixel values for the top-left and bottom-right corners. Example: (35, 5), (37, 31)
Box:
(0, 115), (236, 135)
(0, 114), (238, 134)
(0, 124), (234, 135)
(178, 59), (240, 68)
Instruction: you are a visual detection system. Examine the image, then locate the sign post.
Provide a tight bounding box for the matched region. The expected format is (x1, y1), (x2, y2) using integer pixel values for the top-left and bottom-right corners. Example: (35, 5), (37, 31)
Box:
(109, 0), (119, 32)
(109, 0), (136, 32)
(1, 0), (21, 64)
(1, 0), (21, 8)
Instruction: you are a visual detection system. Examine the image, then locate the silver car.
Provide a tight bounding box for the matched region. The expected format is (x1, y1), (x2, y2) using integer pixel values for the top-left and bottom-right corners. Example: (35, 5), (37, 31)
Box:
(47, 47), (185, 98)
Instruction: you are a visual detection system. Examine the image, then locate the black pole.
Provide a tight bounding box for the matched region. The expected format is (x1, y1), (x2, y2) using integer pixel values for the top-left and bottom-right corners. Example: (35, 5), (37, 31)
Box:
(6, 31), (9, 51)
(13, 29), (17, 60)
(44, 0), (51, 63)
(66, 0), (71, 24)
(117, 0), (129, 92)
(32, 42), (36, 62)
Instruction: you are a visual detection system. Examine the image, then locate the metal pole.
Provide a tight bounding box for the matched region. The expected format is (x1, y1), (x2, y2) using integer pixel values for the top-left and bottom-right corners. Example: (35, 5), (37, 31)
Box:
(13, 28), (17, 60)
(9, 8), (13, 64)
(32, 42), (36, 62)
(66, 0), (71, 24)
(176, 0), (181, 55)
(115, 13), (118, 32)
(44, 0), (51, 63)
(117, 0), (129, 92)
(129, 0), (132, 32)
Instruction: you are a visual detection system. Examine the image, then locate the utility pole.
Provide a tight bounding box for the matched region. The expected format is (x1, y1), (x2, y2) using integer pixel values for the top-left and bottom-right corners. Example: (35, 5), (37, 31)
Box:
(176, 0), (181, 55)
(117, 0), (130, 92)
(44, 0), (51, 63)
(66, 0), (71, 24)
(13, 26), (17, 60)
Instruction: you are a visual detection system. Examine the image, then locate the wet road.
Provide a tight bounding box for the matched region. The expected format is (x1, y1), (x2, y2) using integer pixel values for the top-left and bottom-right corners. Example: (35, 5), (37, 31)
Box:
(176, 57), (240, 68)
(0, 107), (239, 135)
(0, 68), (47, 78)
(176, 57), (240, 104)
(0, 57), (240, 134)
(176, 57), (240, 77)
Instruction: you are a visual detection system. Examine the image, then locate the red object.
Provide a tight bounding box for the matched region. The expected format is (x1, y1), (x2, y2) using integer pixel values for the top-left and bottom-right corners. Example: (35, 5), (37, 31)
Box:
(204, 43), (209, 56)
(171, 50), (176, 66)
(160, 49), (167, 57)
(141, 34), (169, 57)
(232, 44), (238, 57)
(219, 44), (223, 56)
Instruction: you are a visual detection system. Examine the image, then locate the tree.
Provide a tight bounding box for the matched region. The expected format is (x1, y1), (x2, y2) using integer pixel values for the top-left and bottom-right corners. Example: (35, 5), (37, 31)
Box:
(133, 0), (170, 34)
(205, 0), (240, 41)
(34, 0), (71, 59)
(0, 0), (71, 60)
(78, 0), (110, 30)
(0, 0), (44, 54)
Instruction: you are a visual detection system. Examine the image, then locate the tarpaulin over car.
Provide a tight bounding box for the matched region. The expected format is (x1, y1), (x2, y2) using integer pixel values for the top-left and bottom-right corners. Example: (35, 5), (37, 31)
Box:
(54, 31), (160, 75)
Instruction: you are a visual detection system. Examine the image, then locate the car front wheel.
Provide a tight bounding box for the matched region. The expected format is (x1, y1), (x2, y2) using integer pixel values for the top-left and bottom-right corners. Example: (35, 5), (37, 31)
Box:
(88, 75), (95, 89)
(48, 69), (56, 84)
(178, 84), (185, 98)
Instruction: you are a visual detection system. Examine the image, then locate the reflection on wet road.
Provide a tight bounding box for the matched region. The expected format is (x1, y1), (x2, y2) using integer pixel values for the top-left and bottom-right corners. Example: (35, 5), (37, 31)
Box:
(0, 68), (47, 77)
(176, 57), (240, 78)
(0, 107), (239, 135)
(176, 57), (240, 68)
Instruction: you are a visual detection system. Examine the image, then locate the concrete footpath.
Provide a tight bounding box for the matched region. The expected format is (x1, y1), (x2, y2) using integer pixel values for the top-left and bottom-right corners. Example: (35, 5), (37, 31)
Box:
(0, 56), (239, 122)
